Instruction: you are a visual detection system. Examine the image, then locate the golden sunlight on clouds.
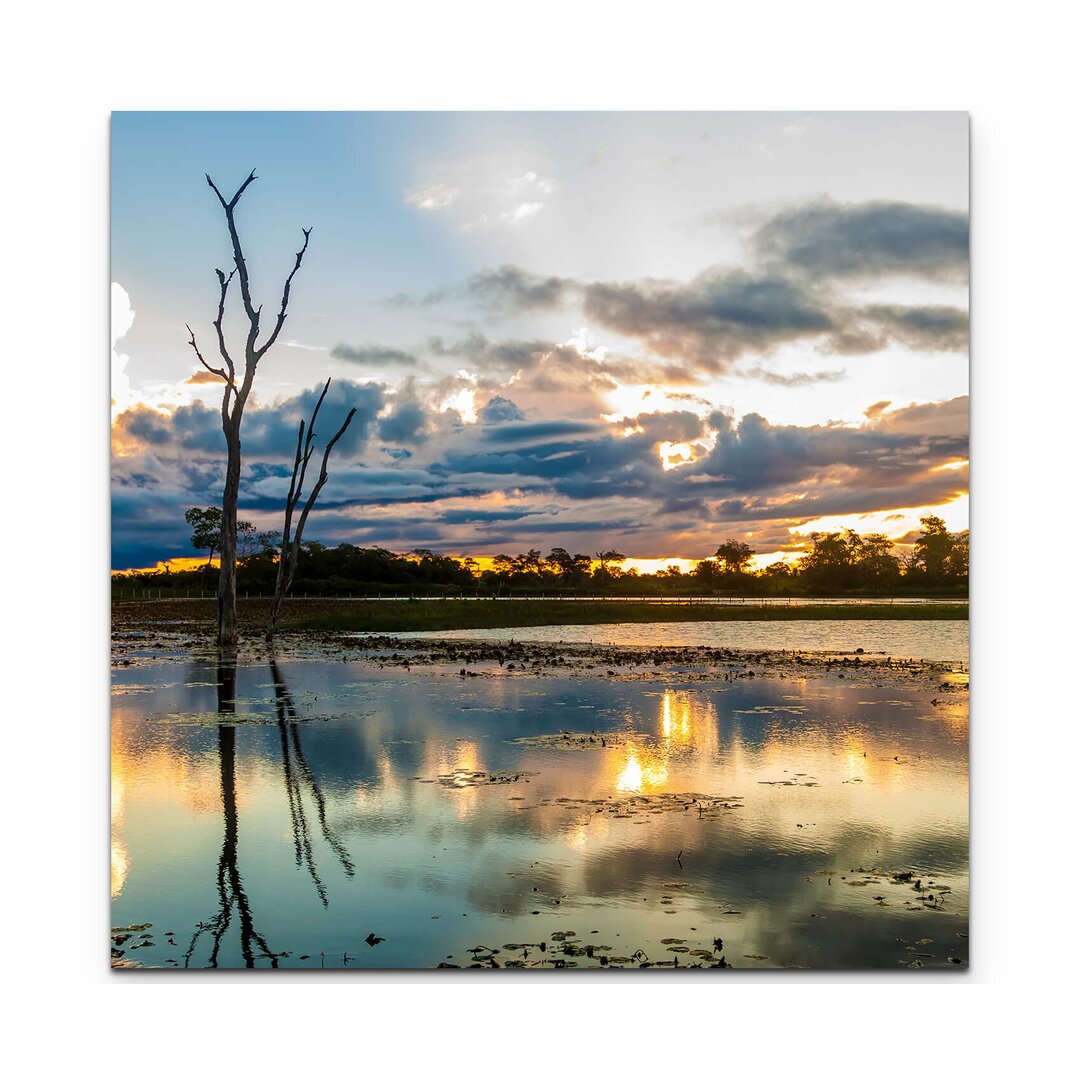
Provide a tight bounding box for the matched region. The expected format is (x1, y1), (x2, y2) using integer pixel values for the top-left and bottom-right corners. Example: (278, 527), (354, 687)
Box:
(658, 441), (698, 470)
(751, 550), (803, 571)
(113, 556), (217, 576)
(791, 494), (968, 541)
(601, 382), (711, 423)
(621, 557), (697, 575)
(439, 371), (479, 423)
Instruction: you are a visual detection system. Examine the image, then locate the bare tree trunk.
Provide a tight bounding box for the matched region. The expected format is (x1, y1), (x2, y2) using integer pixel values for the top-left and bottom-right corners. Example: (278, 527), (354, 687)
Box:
(185, 170), (311, 654)
(267, 378), (356, 642)
(218, 424), (242, 650)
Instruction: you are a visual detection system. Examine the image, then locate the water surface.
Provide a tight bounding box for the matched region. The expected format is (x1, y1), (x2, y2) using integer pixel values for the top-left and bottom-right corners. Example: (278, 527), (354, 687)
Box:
(377, 619), (969, 663)
(112, 642), (968, 970)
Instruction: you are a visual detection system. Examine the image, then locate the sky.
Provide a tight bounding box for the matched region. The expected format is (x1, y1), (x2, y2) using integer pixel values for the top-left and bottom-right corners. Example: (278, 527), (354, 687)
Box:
(111, 112), (969, 571)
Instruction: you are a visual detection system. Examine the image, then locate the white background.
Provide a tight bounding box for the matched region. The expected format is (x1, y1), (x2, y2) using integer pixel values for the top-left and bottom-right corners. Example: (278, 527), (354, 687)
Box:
(2, 1), (1077, 1074)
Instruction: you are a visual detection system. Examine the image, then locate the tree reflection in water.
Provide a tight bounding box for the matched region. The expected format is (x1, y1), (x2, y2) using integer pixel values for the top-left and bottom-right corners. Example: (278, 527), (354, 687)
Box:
(270, 657), (355, 904)
(183, 656), (355, 968)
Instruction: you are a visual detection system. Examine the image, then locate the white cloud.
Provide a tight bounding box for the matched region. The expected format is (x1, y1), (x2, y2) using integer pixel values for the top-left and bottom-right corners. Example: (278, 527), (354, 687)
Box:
(404, 183), (460, 211)
(284, 339), (329, 352)
(406, 158), (556, 232)
(111, 282), (135, 421)
(501, 201), (544, 225)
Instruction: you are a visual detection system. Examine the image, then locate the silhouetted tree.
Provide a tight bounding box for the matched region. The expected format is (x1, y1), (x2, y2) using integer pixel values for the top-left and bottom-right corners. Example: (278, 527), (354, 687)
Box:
(715, 539), (755, 575)
(798, 531), (859, 591)
(548, 548), (592, 586)
(851, 532), (901, 588)
(185, 506), (258, 568)
(267, 378), (356, 641)
(186, 170), (312, 652)
(595, 550), (626, 573)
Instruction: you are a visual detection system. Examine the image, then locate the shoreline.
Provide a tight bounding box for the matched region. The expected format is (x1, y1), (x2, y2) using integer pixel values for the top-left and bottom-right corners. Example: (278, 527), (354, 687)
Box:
(112, 629), (969, 684)
(112, 596), (968, 635)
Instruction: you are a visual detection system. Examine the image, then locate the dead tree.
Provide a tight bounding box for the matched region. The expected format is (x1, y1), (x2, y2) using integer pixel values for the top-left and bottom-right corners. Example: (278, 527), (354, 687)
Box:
(267, 378), (356, 641)
(186, 170), (311, 652)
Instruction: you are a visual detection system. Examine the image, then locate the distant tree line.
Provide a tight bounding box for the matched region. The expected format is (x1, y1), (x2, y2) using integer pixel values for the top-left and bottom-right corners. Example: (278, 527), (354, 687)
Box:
(113, 515), (968, 599)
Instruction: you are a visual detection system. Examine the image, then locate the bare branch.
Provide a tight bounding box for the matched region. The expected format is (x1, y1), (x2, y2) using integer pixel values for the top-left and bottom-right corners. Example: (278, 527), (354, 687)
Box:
(256, 227), (312, 359)
(206, 169), (257, 211)
(206, 170), (260, 335)
(212, 267), (238, 382)
(186, 324), (228, 381)
(267, 380), (355, 640)
(297, 376), (331, 493)
(292, 406), (357, 545)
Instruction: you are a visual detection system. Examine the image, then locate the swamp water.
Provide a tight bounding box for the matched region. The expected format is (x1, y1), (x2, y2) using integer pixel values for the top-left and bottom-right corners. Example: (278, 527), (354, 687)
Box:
(111, 630), (968, 971)
(380, 618), (969, 662)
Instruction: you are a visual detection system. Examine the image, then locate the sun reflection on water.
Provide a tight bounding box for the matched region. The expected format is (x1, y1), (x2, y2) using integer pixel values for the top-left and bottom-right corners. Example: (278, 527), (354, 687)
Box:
(111, 762), (129, 898)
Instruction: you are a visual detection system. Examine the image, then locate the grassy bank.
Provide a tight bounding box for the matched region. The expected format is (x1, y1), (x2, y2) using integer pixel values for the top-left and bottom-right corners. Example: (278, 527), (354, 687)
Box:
(112, 596), (969, 634)
(295, 600), (968, 633)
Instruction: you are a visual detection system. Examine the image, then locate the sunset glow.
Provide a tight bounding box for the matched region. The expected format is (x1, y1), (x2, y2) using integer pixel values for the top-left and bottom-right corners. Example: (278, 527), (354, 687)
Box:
(111, 112), (966, 576)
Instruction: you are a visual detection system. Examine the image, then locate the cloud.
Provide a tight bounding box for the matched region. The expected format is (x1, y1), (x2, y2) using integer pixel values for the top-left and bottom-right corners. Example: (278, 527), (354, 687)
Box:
(111, 282), (135, 419)
(825, 303), (968, 355)
(404, 160), (556, 232)
(465, 265), (573, 312)
(116, 380), (385, 462)
(283, 339), (329, 352)
(378, 382), (429, 445)
(739, 366), (846, 387)
(583, 268), (834, 368)
(185, 369), (227, 385)
(112, 389), (968, 567)
(501, 201), (543, 225)
(404, 183), (459, 211)
(331, 343), (420, 367)
(752, 198), (968, 281)
(478, 396), (526, 424)
(428, 333), (554, 377)
(868, 395), (969, 438)
(861, 304), (969, 352)
(388, 196), (968, 372)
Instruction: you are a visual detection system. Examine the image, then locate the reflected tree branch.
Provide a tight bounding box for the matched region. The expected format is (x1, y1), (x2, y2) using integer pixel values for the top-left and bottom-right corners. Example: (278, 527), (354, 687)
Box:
(184, 658), (279, 968)
(270, 658), (355, 900)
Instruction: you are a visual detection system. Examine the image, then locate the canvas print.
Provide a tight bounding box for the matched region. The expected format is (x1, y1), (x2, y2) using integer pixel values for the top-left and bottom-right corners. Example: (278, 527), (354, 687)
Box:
(111, 112), (969, 970)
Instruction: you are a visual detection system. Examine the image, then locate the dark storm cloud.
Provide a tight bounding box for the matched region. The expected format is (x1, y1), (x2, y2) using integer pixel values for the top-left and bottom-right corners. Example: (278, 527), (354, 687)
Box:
(465, 265), (574, 311)
(113, 371), (967, 568)
(112, 382), (384, 462)
(380, 197), (967, 382)
(751, 198), (968, 280)
(481, 419), (601, 444)
(428, 333), (552, 374)
(117, 406), (172, 445)
(694, 407), (968, 495)
(629, 410), (707, 443)
(477, 395), (525, 424)
(860, 304), (969, 352)
(738, 367), (845, 387)
(390, 266), (573, 312)
(330, 343), (420, 367)
(582, 269), (834, 367)
(378, 400), (428, 444)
